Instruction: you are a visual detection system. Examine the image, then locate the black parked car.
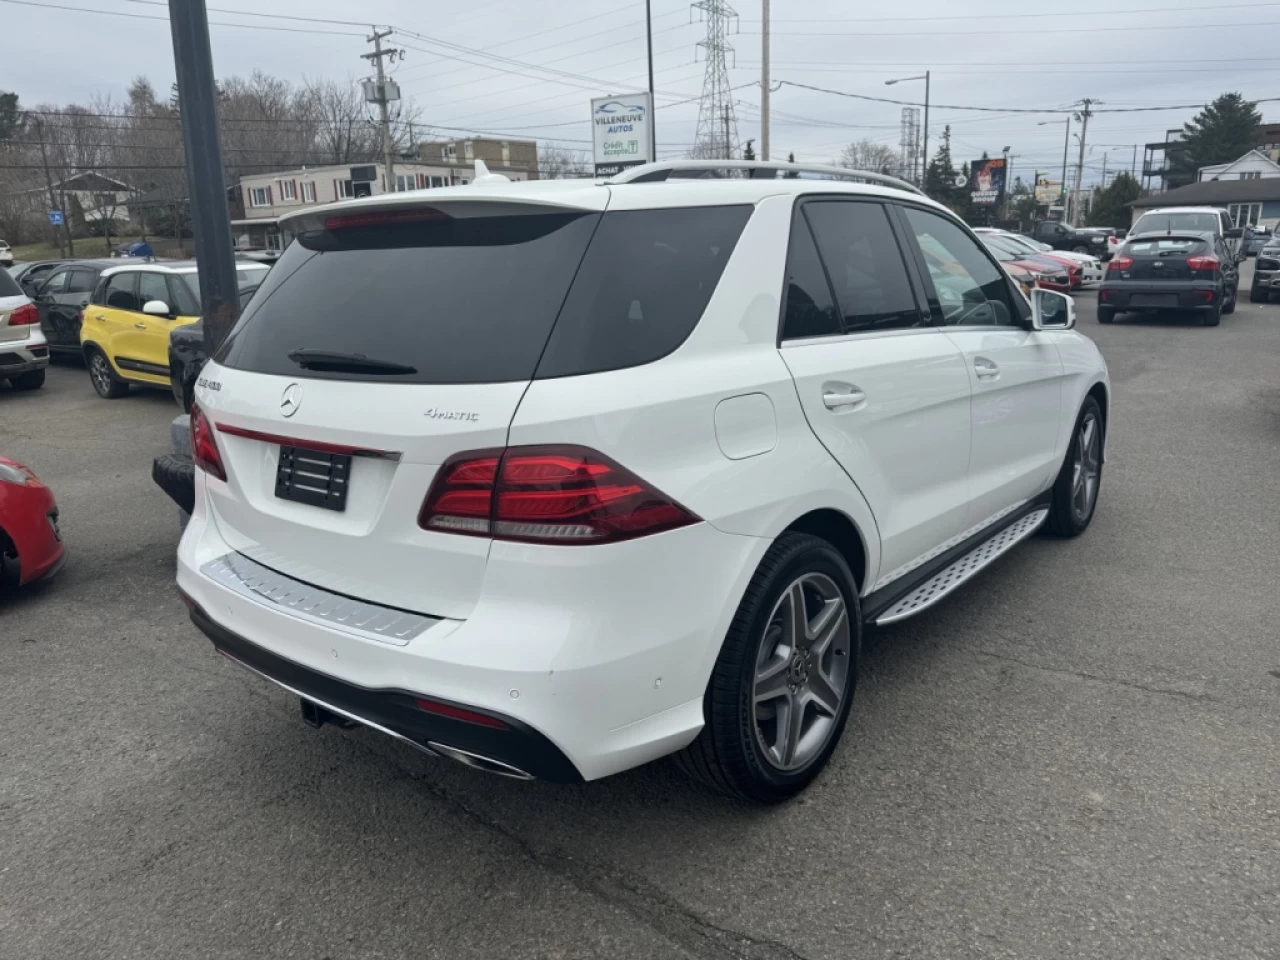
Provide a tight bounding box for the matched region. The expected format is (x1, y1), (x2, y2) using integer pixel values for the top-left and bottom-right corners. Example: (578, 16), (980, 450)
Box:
(7, 259), (63, 296)
(27, 259), (120, 353)
(1098, 232), (1238, 326)
(1029, 220), (1112, 257)
(168, 266), (269, 411)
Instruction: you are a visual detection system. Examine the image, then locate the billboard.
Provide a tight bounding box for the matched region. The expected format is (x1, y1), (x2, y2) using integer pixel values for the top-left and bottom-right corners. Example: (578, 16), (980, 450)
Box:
(591, 92), (653, 177)
(1034, 175), (1063, 205)
(969, 157), (1007, 207)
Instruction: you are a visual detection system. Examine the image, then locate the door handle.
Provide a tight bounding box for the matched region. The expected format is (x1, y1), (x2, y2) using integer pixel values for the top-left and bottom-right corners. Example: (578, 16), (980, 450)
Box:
(134, 322), (148, 329)
(94, 314), (107, 321)
(974, 357), (1000, 380)
(823, 389), (866, 409)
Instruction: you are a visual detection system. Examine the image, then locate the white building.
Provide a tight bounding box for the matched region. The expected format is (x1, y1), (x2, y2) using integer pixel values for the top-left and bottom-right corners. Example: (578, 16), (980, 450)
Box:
(1197, 149), (1280, 182)
(233, 160), (530, 252)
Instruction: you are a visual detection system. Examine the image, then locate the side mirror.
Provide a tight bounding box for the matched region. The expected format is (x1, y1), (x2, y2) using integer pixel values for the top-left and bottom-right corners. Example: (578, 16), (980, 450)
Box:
(142, 299), (171, 317)
(1031, 288), (1075, 330)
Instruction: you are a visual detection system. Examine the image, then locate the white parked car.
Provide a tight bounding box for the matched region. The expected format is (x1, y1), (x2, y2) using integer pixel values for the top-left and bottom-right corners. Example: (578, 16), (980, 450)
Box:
(0, 240), (14, 267)
(176, 160), (1110, 802)
(0, 267), (48, 390)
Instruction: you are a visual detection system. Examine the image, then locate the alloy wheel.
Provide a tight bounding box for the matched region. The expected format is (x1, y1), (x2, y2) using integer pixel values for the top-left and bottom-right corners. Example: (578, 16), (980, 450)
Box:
(751, 572), (852, 772)
(1071, 413), (1101, 523)
(90, 354), (113, 394)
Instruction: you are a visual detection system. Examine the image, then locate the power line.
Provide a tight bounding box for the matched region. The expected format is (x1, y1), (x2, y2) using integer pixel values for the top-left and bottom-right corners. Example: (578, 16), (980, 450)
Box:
(740, 0), (1280, 21)
(0, 0), (363, 35)
(742, 20), (1280, 37)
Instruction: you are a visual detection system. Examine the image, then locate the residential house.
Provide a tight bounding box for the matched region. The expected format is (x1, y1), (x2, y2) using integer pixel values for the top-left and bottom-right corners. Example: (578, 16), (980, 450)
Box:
(9, 171), (134, 231)
(1129, 176), (1280, 230)
(417, 138), (539, 179)
(234, 159), (531, 252)
(1197, 149), (1280, 182)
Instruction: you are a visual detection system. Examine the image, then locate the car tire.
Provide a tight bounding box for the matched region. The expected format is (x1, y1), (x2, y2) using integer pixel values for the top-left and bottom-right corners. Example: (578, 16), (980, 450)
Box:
(1250, 284), (1266, 303)
(674, 532), (860, 804)
(1223, 287), (1237, 315)
(1072, 245), (1090, 254)
(86, 348), (129, 399)
(1097, 306), (1116, 324)
(1201, 304), (1222, 327)
(9, 369), (45, 390)
(1045, 396), (1104, 538)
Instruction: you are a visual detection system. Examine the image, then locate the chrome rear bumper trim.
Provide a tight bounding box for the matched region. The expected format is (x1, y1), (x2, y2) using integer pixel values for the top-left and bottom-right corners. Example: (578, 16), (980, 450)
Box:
(201, 552), (439, 646)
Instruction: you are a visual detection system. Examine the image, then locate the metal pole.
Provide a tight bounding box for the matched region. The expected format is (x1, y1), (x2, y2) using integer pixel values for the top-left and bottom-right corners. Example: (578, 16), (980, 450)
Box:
(922, 70), (930, 186)
(1060, 116), (1071, 222)
(1101, 151), (1108, 191)
(168, 0), (239, 355)
(1132, 143), (1138, 178)
(31, 116), (66, 258)
(722, 105), (731, 160)
(1072, 100), (1093, 228)
(367, 29), (398, 195)
(646, 0), (657, 161)
(760, 0), (770, 161)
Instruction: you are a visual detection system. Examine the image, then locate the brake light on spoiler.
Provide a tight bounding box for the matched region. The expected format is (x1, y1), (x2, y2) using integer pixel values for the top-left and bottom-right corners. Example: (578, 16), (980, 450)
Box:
(419, 445), (700, 545)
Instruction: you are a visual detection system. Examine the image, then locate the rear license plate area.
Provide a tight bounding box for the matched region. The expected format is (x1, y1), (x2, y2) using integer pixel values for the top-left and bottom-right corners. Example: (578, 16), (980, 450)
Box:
(1131, 294), (1178, 308)
(275, 446), (352, 512)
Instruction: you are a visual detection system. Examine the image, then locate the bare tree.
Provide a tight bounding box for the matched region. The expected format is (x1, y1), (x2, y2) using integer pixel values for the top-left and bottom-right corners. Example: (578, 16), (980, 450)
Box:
(538, 146), (590, 179)
(836, 139), (902, 175)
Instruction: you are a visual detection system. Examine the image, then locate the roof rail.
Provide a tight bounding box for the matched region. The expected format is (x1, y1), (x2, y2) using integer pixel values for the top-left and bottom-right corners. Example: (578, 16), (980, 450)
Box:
(607, 159), (926, 196)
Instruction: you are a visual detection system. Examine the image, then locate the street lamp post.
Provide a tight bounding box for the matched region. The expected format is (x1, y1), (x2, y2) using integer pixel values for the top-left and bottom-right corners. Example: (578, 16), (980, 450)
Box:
(885, 72), (929, 184)
(1038, 117), (1071, 222)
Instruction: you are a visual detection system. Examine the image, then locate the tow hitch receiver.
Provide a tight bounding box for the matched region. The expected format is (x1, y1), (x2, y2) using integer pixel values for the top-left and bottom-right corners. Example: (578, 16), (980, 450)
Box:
(300, 697), (358, 730)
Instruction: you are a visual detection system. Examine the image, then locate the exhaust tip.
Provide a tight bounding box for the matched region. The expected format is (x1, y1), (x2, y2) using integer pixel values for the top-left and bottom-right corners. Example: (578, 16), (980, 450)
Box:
(427, 742), (536, 781)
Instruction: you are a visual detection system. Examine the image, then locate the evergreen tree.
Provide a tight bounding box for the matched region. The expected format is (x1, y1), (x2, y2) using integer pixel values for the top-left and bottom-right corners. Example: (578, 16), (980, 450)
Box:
(743, 139), (756, 160)
(786, 151), (799, 178)
(0, 91), (23, 143)
(1172, 93), (1262, 181)
(924, 125), (960, 204)
(1086, 172), (1142, 230)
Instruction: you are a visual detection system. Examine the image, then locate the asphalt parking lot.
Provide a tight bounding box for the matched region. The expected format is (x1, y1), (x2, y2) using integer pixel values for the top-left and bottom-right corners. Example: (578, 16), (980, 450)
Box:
(2, 269), (1278, 960)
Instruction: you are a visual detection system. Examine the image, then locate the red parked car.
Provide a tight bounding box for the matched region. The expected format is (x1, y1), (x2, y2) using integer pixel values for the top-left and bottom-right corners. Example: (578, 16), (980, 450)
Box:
(0, 456), (64, 588)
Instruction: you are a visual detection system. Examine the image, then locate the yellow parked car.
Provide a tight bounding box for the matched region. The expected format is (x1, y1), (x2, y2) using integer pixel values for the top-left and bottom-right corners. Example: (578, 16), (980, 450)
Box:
(80, 261), (268, 399)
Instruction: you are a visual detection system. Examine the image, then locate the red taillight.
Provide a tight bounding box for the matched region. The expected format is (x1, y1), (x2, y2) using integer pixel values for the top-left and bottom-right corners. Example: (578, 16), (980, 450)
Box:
(324, 208), (450, 230)
(8, 303), (38, 326)
(1186, 254), (1219, 271)
(1108, 256), (1133, 272)
(414, 698), (508, 729)
(419, 445), (700, 544)
(190, 404), (227, 481)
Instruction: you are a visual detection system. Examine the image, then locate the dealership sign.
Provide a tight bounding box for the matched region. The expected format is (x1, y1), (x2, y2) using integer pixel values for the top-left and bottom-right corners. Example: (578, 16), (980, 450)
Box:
(969, 157), (1007, 207)
(1034, 175), (1064, 205)
(591, 92), (653, 177)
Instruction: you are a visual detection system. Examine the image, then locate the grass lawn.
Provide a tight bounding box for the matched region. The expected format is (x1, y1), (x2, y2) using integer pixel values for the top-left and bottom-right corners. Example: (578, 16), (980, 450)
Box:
(9, 236), (144, 263)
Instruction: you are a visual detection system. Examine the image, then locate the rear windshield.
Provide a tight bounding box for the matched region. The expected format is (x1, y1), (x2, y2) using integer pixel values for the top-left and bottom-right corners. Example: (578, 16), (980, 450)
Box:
(1126, 237), (1205, 256)
(217, 204), (750, 384)
(1133, 212), (1220, 235)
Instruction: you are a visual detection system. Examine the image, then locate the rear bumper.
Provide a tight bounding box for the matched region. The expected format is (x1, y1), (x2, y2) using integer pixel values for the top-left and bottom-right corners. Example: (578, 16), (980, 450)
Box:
(187, 604), (583, 782)
(0, 334), (51, 376)
(1098, 282), (1222, 310)
(176, 478), (769, 781)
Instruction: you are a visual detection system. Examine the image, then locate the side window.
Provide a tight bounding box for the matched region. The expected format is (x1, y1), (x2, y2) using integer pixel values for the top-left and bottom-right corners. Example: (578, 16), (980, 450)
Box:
(780, 213), (840, 340)
(137, 272), (170, 310)
(102, 273), (140, 312)
(39, 269), (70, 296)
(804, 201), (923, 333)
(903, 207), (1017, 327)
(168, 276), (198, 316)
(65, 269), (96, 294)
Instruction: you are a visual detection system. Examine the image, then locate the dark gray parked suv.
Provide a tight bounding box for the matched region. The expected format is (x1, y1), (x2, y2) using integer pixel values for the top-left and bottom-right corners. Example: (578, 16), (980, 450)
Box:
(1250, 240), (1280, 301)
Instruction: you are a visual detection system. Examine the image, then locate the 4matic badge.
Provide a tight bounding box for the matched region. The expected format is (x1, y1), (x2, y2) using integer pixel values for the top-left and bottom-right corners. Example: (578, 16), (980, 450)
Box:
(425, 408), (479, 422)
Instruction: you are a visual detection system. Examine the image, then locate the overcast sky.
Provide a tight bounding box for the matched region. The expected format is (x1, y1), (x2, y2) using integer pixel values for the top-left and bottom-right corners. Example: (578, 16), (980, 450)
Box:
(5, 0), (1278, 187)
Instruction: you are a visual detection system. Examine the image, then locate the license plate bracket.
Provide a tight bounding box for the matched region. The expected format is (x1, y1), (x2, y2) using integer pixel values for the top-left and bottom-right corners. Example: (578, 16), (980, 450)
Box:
(275, 445), (352, 512)
(1131, 293), (1178, 308)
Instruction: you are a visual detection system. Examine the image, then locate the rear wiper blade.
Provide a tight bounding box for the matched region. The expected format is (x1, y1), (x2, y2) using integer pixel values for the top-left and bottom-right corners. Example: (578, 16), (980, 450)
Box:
(287, 349), (417, 375)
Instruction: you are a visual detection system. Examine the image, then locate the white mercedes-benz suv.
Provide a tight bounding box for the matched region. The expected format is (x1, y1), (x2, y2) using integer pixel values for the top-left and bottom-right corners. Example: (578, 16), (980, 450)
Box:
(176, 160), (1109, 803)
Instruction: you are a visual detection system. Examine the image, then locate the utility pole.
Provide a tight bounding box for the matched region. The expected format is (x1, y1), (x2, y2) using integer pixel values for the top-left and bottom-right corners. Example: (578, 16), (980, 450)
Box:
(1072, 98), (1095, 228)
(1060, 117), (1071, 221)
(30, 116), (71, 258)
(1131, 143), (1138, 178)
(760, 0), (770, 161)
(1101, 151), (1108, 190)
(646, 0), (657, 161)
(363, 28), (400, 194)
(168, 0), (238, 354)
(722, 105), (731, 159)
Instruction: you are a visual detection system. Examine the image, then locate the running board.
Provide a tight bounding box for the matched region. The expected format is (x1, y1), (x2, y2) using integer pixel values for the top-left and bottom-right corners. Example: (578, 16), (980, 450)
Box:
(875, 508), (1050, 625)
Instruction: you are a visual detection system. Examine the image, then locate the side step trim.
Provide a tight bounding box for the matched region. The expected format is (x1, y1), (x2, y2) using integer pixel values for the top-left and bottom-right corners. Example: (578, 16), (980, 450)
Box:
(875, 508), (1049, 625)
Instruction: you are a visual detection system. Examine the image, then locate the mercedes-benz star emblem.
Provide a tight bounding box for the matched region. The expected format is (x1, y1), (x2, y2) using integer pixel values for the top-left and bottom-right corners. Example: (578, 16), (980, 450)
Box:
(280, 383), (302, 418)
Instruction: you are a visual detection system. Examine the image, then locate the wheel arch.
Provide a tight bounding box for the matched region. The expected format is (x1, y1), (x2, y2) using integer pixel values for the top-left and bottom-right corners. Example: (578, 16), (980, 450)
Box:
(1086, 380), (1109, 461)
(780, 508), (869, 595)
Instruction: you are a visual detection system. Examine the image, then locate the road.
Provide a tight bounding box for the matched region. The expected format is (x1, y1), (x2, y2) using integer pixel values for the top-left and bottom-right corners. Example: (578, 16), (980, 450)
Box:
(2, 275), (1278, 960)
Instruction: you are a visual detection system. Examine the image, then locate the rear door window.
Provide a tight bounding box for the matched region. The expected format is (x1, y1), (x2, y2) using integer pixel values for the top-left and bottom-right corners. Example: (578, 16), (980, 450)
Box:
(535, 205), (751, 378)
(39, 269), (70, 296)
(804, 201), (923, 334)
(66, 269), (96, 295)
